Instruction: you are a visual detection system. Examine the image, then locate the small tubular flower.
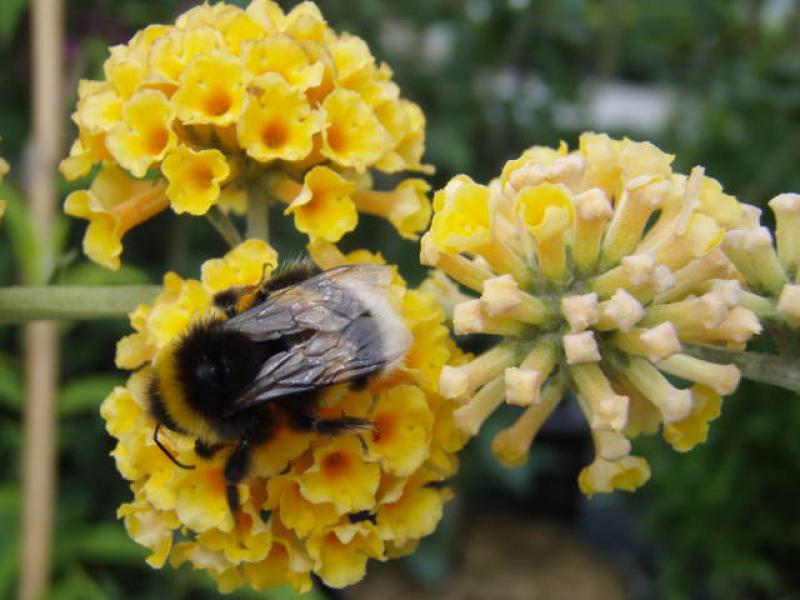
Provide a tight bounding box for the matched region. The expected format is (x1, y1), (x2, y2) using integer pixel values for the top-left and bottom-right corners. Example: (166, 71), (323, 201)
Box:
(723, 193), (800, 328)
(162, 146), (230, 215)
(106, 89), (177, 178)
(353, 179), (432, 240)
(103, 241), (466, 593)
(321, 89), (390, 171)
(174, 51), (248, 126)
(281, 166), (357, 242)
(62, 0), (433, 268)
(423, 134), (754, 495)
(237, 74), (324, 163)
(64, 165), (169, 270)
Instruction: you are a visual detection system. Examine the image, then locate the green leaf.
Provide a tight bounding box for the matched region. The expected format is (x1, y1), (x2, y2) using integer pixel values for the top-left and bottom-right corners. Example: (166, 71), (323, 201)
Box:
(0, 0), (27, 45)
(58, 374), (124, 417)
(0, 181), (40, 284)
(0, 485), (20, 599)
(60, 523), (147, 565)
(51, 215), (72, 266)
(60, 261), (152, 286)
(405, 505), (457, 587)
(48, 567), (109, 600)
(0, 352), (22, 412)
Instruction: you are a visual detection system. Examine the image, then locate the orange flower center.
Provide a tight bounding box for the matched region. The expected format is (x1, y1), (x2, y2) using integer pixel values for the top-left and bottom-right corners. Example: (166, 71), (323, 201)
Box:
(237, 511), (254, 535)
(115, 184), (169, 234)
(205, 88), (233, 117)
(326, 123), (347, 153)
(321, 450), (351, 479)
(188, 162), (214, 190)
(202, 468), (227, 494)
(146, 126), (169, 155)
(299, 189), (327, 220)
(372, 412), (396, 444)
(261, 120), (288, 149)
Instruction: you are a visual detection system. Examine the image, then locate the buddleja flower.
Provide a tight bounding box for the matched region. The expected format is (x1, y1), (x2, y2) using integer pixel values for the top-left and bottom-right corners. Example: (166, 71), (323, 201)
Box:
(722, 193), (800, 328)
(62, 0), (432, 269)
(421, 133), (759, 496)
(103, 240), (466, 593)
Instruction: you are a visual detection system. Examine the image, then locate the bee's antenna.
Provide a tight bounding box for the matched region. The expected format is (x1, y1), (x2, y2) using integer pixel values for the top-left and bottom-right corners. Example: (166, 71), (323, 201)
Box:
(154, 423), (195, 470)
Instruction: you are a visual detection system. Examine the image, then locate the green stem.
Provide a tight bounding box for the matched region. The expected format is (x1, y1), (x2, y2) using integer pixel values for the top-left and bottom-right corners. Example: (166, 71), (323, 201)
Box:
(206, 206), (242, 248)
(0, 286), (161, 324)
(684, 343), (800, 395)
(246, 189), (270, 242)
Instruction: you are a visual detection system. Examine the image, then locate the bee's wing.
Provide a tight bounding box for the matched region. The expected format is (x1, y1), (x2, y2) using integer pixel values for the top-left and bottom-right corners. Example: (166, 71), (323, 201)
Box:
(223, 264), (391, 340)
(222, 264), (408, 413)
(227, 316), (390, 413)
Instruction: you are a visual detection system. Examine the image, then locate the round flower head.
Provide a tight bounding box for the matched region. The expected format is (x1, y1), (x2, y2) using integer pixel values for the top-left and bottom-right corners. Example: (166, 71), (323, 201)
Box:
(103, 240), (466, 592)
(422, 133), (755, 496)
(62, 0), (433, 269)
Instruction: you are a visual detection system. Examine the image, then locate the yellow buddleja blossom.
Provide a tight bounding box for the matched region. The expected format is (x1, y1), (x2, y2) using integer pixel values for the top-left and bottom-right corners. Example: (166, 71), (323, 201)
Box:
(102, 240), (466, 593)
(281, 166), (357, 242)
(62, 0), (433, 269)
(162, 146), (230, 215)
(64, 165), (168, 270)
(422, 133), (759, 496)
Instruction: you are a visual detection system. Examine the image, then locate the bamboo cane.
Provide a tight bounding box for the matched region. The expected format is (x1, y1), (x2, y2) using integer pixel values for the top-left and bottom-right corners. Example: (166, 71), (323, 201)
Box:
(18, 0), (63, 598)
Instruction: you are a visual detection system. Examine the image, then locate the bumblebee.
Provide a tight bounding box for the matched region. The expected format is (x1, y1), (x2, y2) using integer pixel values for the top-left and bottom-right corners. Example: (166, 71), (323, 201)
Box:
(147, 262), (411, 513)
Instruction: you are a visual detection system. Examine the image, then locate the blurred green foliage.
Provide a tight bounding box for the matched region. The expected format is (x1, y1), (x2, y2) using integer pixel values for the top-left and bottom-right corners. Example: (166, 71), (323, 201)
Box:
(1, 0), (800, 598)
(635, 379), (800, 599)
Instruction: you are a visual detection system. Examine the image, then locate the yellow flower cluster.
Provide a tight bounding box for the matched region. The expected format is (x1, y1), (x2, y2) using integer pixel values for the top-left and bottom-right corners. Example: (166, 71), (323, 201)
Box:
(62, 0), (432, 269)
(103, 240), (466, 593)
(422, 133), (759, 496)
(721, 192), (800, 328)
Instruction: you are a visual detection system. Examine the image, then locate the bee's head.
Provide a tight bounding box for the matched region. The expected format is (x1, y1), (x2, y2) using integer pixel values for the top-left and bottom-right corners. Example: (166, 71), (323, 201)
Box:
(147, 319), (267, 441)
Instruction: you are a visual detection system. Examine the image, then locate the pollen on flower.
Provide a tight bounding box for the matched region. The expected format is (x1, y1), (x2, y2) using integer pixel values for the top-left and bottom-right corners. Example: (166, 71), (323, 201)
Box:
(504, 367), (543, 407)
(563, 331), (601, 365)
(102, 241), (466, 593)
(597, 289), (644, 332)
(62, 0), (435, 269)
(614, 322), (681, 363)
(423, 133), (756, 495)
(561, 293), (599, 333)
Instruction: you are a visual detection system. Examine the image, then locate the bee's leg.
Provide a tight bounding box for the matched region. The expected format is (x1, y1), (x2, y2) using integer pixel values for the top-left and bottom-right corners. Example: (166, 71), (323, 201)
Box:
(312, 417), (375, 436)
(292, 411), (375, 435)
(222, 415), (274, 514)
(349, 375), (371, 391)
(347, 510), (377, 525)
(223, 439), (253, 514)
(263, 260), (315, 294)
(194, 439), (225, 459)
(280, 393), (374, 436)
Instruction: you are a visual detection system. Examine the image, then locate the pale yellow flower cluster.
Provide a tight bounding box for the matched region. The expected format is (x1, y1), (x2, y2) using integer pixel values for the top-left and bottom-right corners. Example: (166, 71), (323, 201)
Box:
(722, 192), (800, 328)
(103, 240), (466, 593)
(422, 134), (758, 496)
(62, 0), (432, 269)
